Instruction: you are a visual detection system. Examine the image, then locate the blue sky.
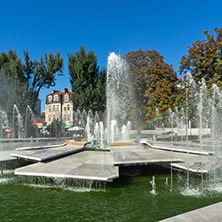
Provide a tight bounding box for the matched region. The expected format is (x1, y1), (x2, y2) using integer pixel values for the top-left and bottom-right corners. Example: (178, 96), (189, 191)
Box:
(1, 0), (222, 111)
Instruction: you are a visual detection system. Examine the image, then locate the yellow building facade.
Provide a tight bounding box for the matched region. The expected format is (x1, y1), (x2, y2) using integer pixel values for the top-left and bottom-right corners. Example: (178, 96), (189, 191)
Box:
(45, 88), (75, 126)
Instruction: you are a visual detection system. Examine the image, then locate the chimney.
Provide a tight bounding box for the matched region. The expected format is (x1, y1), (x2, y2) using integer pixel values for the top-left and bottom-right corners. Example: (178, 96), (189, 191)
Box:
(63, 88), (68, 93)
(52, 90), (55, 93)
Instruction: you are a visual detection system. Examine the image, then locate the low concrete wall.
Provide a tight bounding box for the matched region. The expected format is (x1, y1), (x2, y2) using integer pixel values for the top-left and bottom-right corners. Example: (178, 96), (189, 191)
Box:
(0, 137), (72, 144)
(131, 128), (211, 136)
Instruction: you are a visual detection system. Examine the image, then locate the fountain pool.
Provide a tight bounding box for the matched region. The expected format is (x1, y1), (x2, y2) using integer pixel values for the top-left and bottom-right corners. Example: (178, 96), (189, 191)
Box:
(1, 166), (222, 221)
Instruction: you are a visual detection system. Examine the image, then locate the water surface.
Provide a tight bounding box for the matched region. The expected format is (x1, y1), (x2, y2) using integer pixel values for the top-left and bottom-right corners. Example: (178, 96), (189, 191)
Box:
(1, 167), (221, 222)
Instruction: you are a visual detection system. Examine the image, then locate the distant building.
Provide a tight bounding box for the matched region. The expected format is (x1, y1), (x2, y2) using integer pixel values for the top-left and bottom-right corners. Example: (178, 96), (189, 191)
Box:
(45, 88), (75, 126)
(30, 118), (45, 129)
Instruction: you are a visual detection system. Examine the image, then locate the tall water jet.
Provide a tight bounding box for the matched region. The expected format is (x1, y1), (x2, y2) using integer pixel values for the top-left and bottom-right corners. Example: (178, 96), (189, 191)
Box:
(210, 83), (222, 184)
(197, 78), (209, 188)
(13, 105), (25, 138)
(211, 84), (217, 184)
(150, 176), (157, 194)
(99, 121), (105, 148)
(178, 73), (222, 189)
(83, 53), (136, 148)
(25, 105), (38, 138)
(0, 110), (8, 139)
(106, 52), (134, 144)
(73, 109), (82, 126)
(81, 110), (87, 127)
(86, 110), (94, 143)
(155, 108), (160, 128)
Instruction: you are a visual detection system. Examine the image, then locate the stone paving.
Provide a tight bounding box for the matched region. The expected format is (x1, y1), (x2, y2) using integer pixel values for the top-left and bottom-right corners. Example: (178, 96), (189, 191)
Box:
(10, 140), (217, 181)
(159, 201), (222, 222)
(0, 150), (15, 161)
(11, 144), (84, 161)
(140, 141), (215, 174)
(15, 150), (119, 181)
(0, 137), (218, 183)
(111, 145), (182, 166)
(111, 142), (215, 174)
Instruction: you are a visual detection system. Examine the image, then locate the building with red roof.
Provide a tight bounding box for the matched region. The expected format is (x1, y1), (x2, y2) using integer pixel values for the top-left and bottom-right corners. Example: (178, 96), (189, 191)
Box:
(45, 88), (75, 127)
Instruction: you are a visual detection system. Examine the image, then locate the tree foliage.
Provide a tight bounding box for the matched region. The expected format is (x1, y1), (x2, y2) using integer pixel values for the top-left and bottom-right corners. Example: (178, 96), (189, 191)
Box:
(124, 49), (180, 123)
(50, 119), (64, 137)
(68, 46), (106, 113)
(0, 49), (63, 126)
(179, 27), (222, 88)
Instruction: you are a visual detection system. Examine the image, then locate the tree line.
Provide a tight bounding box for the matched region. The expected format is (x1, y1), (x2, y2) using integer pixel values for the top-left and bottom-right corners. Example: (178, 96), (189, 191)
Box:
(1, 27), (222, 129)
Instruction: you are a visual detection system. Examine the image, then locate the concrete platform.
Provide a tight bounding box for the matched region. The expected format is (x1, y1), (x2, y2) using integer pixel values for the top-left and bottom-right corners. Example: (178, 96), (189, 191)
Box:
(159, 201), (222, 221)
(15, 143), (67, 151)
(11, 140), (217, 182)
(15, 151), (119, 182)
(140, 141), (215, 174)
(10, 144), (84, 162)
(0, 150), (15, 161)
(111, 145), (182, 166)
(141, 141), (213, 155)
(170, 155), (214, 174)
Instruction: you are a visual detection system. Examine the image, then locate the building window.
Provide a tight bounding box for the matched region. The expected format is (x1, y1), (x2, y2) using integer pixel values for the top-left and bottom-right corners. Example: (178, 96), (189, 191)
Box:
(67, 115), (70, 121)
(67, 104), (70, 110)
(49, 115), (51, 121)
(49, 106), (51, 112)
(64, 115), (66, 121)
(53, 105), (55, 111)
(54, 95), (58, 101)
(64, 94), (69, 102)
(53, 115), (55, 120)
(64, 106), (66, 111)
(48, 96), (52, 102)
(57, 105), (59, 111)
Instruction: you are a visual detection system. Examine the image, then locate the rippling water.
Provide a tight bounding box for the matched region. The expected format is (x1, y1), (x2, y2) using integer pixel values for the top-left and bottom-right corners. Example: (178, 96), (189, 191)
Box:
(1, 167), (222, 222)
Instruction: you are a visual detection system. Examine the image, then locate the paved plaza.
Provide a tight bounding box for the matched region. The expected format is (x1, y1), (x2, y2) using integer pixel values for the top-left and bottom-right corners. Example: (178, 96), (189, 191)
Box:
(15, 150), (119, 181)
(11, 143), (83, 161)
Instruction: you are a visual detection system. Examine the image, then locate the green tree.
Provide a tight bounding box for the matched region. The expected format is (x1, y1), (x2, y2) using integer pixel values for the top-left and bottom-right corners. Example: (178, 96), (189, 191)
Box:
(68, 46), (106, 112)
(0, 50), (28, 122)
(27, 51), (63, 110)
(0, 49), (63, 128)
(124, 49), (180, 124)
(50, 119), (64, 137)
(179, 27), (222, 89)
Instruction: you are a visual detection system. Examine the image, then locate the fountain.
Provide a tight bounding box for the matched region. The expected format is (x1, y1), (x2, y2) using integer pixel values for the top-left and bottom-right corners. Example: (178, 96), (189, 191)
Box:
(70, 53), (134, 148)
(25, 105), (38, 138)
(106, 52), (135, 144)
(1, 55), (222, 221)
(162, 73), (222, 190)
(150, 176), (157, 194)
(13, 104), (25, 138)
(0, 110), (8, 139)
(83, 53), (134, 148)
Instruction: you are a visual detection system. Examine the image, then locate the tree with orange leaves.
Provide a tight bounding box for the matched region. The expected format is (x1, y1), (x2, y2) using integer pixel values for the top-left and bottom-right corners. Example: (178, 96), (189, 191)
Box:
(124, 49), (180, 125)
(179, 27), (222, 89)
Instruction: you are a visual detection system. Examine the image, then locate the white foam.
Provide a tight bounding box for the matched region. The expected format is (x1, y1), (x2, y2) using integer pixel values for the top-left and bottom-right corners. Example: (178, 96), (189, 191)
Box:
(0, 178), (14, 184)
(180, 187), (203, 197)
(22, 183), (106, 192)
